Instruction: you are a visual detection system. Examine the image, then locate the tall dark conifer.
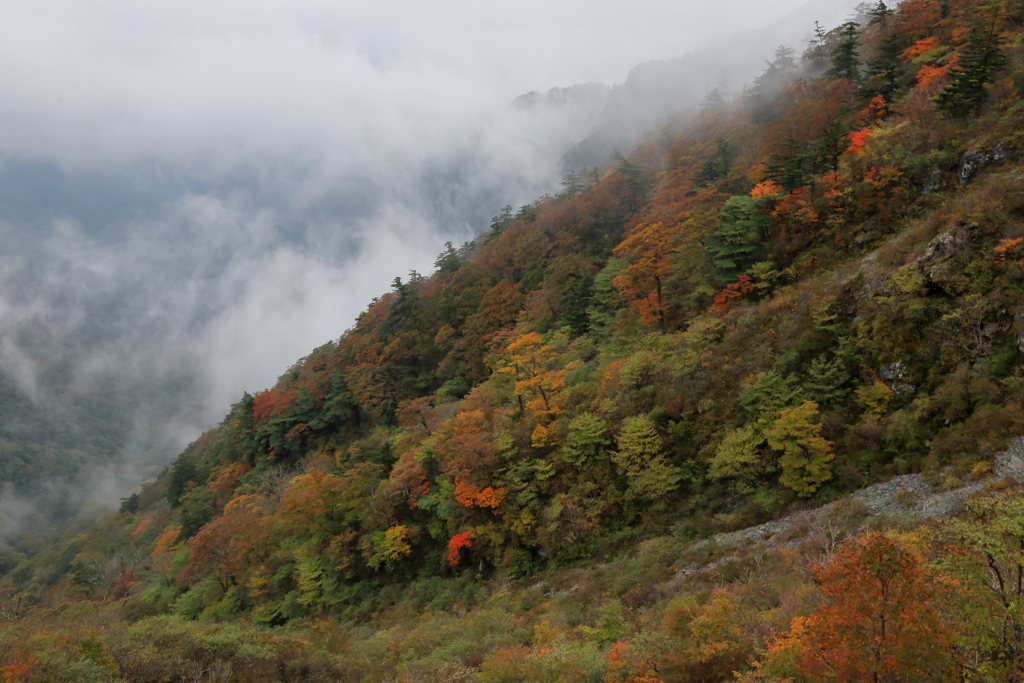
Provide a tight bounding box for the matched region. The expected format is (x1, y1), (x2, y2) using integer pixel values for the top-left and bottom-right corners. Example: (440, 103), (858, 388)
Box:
(862, 32), (903, 100)
(818, 118), (850, 174)
(936, 21), (1009, 117)
(868, 1), (891, 26)
(749, 45), (797, 122)
(827, 22), (863, 83)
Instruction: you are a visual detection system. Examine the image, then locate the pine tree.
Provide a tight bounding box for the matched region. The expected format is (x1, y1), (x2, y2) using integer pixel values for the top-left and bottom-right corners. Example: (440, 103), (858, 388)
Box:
(701, 88), (726, 112)
(827, 22), (862, 83)
(867, 1), (891, 26)
(936, 21), (1008, 117)
(749, 46), (798, 122)
(803, 21), (830, 73)
(694, 138), (734, 186)
(559, 172), (583, 198)
(863, 32), (902, 101)
(715, 137), (734, 175)
(765, 136), (811, 192)
(708, 196), (771, 284)
(818, 118), (850, 174)
(693, 158), (721, 185)
(489, 205), (514, 234)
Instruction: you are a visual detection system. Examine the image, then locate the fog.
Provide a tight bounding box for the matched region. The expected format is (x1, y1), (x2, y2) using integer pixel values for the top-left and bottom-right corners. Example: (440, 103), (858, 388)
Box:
(0, 0), (855, 538)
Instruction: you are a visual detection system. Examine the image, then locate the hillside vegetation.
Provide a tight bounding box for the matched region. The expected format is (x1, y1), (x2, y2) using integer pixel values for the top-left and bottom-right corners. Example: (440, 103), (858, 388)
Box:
(4, 0), (1024, 680)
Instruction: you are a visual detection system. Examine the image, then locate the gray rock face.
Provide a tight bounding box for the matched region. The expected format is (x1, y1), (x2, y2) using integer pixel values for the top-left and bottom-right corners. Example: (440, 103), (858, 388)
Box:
(923, 168), (943, 193)
(1015, 311), (1024, 355)
(684, 438), (1024, 566)
(959, 142), (1017, 186)
(879, 360), (914, 393)
(916, 228), (969, 287)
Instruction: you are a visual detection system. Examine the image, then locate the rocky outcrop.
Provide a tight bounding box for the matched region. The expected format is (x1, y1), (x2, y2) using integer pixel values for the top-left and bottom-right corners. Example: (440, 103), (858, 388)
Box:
(916, 228), (969, 289)
(1015, 311), (1024, 355)
(678, 438), (1024, 570)
(959, 142), (1017, 186)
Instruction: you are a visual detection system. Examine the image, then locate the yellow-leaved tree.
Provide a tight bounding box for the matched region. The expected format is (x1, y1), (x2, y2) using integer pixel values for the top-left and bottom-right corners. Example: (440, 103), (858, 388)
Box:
(764, 400), (834, 496)
(497, 331), (579, 447)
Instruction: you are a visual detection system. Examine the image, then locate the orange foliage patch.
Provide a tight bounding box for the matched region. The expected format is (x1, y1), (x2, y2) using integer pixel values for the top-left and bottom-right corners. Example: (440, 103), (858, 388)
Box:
(604, 640), (665, 683)
(710, 274), (754, 315)
(845, 129), (873, 154)
(765, 532), (955, 681)
(252, 386), (299, 423)
(750, 180), (782, 198)
(2, 651), (39, 683)
(447, 531), (472, 566)
(209, 462), (248, 499)
(151, 525), (182, 561)
(857, 95), (887, 126)
(392, 457), (431, 508)
(995, 237), (1023, 267)
(903, 37), (940, 59)
(454, 477), (506, 509)
(916, 54), (959, 89)
(131, 519), (151, 536)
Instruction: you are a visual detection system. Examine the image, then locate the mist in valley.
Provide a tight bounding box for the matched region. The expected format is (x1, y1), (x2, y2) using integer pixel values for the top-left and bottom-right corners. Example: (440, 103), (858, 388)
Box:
(0, 0), (855, 544)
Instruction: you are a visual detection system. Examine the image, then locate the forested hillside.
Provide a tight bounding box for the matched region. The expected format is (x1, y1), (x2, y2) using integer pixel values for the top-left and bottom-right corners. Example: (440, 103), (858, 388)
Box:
(4, 0), (1024, 680)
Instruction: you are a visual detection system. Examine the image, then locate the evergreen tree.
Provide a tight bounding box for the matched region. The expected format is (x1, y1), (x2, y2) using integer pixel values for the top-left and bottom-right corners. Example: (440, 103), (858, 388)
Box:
(818, 117), (850, 174)
(867, 1), (891, 26)
(613, 415), (682, 502)
(694, 158), (721, 185)
(749, 46), (798, 122)
(701, 88), (726, 112)
(708, 195), (771, 284)
(561, 276), (593, 337)
(515, 203), (537, 223)
(766, 136), (811, 192)
(586, 258), (624, 333)
(827, 22), (862, 83)
(936, 21), (1008, 117)
(694, 138), (734, 186)
(559, 172), (583, 198)
(490, 205), (514, 232)
(803, 354), (851, 405)
(803, 22), (830, 73)
(862, 33), (902, 101)
(715, 137), (734, 175)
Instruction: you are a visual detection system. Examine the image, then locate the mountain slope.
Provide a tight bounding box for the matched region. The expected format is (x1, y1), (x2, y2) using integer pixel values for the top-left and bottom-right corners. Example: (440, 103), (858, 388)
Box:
(3, 0), (1024, 680)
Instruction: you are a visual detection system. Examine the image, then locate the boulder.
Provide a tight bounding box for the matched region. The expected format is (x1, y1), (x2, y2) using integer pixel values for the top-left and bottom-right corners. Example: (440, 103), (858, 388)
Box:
(959, 141), (1017, 186)
(916, 228), (969, 288)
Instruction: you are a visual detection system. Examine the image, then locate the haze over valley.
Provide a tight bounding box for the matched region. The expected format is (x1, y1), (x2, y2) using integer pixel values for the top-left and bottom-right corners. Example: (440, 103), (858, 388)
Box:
(0, 0), (852, 536)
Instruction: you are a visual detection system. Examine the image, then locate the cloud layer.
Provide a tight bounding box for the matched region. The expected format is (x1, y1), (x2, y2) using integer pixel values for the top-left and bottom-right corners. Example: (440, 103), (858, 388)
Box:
(0, 0), (853, 534)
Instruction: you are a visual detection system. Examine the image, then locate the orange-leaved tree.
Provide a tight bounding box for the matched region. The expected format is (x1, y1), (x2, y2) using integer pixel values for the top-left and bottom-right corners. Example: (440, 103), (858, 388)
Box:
(497, 331), (578, 447)
(612, 221), (679, 328)
(750, 531), (957, 682)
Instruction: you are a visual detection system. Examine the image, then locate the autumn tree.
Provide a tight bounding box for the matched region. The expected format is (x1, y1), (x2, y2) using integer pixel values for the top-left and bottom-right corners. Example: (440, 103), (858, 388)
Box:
(757, 532), (957, 682)
(613, 221), (680, 328)
(181, 494), (269, 592)
(764, 400), (834, 496)
(937, 490), (1024, 678)
(613, 415), (682, 504)
(497, 332), (577, 446)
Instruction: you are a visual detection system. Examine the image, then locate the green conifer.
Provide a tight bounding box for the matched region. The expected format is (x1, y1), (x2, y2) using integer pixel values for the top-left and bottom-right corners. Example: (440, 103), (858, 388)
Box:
(827, 22), (862, 83)
(936, 21), (1008, 117)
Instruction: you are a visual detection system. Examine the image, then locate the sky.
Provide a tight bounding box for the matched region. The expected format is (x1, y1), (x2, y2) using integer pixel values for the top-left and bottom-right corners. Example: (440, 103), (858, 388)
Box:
(0, 0), (854, 527)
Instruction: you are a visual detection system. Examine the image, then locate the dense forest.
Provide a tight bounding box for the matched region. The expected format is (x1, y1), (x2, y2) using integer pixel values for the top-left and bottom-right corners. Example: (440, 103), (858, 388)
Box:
(4, 0), (1024, 680)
